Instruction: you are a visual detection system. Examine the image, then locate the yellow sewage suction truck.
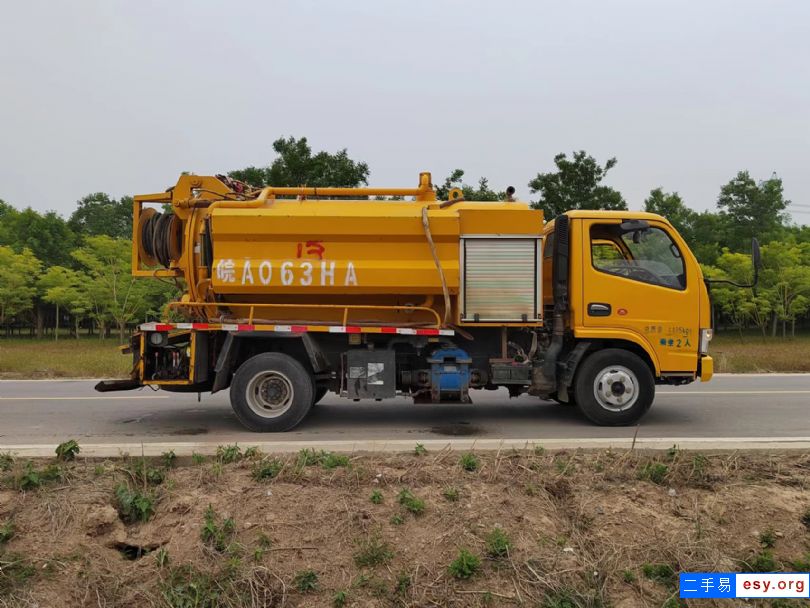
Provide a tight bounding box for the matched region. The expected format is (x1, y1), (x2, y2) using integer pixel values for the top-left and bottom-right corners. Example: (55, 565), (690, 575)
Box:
(97, 172), (726, 432)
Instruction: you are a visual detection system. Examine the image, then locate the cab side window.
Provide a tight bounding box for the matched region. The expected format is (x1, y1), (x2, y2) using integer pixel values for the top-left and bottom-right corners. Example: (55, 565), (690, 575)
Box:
(590, 224), (685, 290)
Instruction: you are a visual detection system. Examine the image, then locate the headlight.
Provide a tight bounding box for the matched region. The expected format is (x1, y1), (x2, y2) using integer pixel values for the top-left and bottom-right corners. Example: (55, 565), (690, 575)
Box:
(699, 328), (713, 355)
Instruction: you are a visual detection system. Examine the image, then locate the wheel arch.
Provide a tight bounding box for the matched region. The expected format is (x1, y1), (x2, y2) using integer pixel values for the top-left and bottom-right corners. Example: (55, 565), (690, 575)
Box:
(212, 332), (330, 394)
(564, 338), (658, 396)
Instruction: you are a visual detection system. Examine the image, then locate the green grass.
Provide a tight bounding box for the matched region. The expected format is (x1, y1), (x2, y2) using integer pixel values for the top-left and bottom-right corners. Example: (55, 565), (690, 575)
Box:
(353, 533), (394, 567)
(711, 333), (810, 373)
(115, 484), (155, 523)
(0, 337), (131, 378)
(448, 549), (481, 579)
(397, 489), (425, 515)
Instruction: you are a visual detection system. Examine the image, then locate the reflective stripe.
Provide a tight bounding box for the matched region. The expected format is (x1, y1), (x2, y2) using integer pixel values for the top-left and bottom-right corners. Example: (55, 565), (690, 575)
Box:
(138, 322), (454, 336)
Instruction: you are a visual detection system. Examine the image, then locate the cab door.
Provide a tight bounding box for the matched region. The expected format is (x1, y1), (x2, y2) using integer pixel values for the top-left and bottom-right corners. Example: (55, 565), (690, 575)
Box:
(579, 218), (700, 373)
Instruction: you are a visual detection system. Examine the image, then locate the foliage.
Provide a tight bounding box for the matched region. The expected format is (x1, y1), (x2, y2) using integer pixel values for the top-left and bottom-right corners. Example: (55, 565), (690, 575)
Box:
(460, 453), (480, 472)
(115, 484), (155, 523)
(485, 527), (511, 558)
(740, 550), (778, 573)
(0, 453), (12, 472)
(759, 528), (776, 549)
(55, 439), (80, 461)
(295, 448), (349, 469)
(443, 487), (460, 502)
(0, 521), (14, 544)
(252, 458), (283, 481)
(717, 171), (789, 251)
(215, 444), (242, 464)
(68, 193), (132, 239)
(353, 532), (394, 567)
(0, 246), (40, 326)
(529, 151), (627, 218)
(160, 564), (220, 608)
(413, 443), (427, 456)
(638, 461), (669, 485)
(128, 458), (166, 485)
(435, 169), (505, 201)
(448, 549), (481, 579)
(397, 489), (425, 515)
(641, 563), (677, 587)
(370, 489), (383, 504)
(228, 136), (369, 191)
(293, 569), (319, 593)
(201, 505), (236, 552)
(162, 450), (177, 468)
(16, 462), (62, 490)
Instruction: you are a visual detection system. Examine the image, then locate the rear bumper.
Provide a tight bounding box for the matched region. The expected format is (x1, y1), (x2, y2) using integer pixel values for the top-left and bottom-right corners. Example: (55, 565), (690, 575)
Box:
(699, 355), (713, 382)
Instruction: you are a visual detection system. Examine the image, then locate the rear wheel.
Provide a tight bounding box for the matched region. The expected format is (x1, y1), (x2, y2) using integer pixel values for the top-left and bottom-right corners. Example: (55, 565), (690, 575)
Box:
(574, 349), (654, 426)
(230, 353), (314, 432)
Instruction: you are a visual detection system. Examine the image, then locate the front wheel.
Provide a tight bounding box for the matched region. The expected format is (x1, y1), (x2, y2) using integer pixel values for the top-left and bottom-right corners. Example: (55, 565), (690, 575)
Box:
(574, 349), (654, 426)
(230, 353), (315, 432)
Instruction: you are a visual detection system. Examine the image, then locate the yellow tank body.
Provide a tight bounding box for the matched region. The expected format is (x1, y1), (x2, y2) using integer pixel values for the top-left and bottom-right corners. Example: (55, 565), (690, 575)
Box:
(133, 173), (544, 328)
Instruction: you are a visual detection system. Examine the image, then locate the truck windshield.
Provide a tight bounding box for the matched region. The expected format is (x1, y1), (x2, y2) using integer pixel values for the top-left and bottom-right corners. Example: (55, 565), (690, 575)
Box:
(590, 224), (685, 290)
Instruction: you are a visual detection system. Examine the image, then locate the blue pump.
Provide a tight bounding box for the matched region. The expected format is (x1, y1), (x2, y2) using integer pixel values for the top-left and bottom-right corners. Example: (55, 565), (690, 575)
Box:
(427, 347), (472, 403)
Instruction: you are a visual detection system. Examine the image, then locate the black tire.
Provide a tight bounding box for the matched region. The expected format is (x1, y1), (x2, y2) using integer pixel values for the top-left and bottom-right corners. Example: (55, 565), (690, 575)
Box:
(230, 353), (315, 432)
(312, 385), (329, 406)
(574, 349), (654, 426)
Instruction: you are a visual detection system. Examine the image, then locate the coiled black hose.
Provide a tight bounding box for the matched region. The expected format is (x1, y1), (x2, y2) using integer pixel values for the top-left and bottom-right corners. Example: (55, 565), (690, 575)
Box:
(141, 211), (180, 268)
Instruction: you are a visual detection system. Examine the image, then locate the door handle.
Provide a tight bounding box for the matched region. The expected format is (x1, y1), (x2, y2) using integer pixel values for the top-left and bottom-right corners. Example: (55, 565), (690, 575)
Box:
(588, 303), (611, 317)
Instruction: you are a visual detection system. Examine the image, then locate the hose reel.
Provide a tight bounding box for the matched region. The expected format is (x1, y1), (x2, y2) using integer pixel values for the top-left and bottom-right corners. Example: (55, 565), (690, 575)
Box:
(138, 208), (183, 268)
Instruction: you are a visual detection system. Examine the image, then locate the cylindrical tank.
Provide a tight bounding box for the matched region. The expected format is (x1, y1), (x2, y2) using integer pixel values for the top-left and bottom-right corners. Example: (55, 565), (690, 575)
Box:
(134, 174), (544, 328)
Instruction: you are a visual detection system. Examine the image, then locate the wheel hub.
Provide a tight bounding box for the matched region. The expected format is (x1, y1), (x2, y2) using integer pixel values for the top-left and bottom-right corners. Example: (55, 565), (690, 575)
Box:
(246, 371), (295, 418)
(593, 365), (638, 412)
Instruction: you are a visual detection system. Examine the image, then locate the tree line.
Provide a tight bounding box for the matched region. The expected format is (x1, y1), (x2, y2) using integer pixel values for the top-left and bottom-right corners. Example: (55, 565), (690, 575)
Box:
(1, 137), (808, 341)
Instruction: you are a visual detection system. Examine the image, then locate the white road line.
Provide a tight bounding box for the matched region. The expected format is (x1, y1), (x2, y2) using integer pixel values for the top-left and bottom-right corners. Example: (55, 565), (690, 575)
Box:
(657, 390), (810, 395)
(0, 396), (169, 401)
(3, 437), (810, 457)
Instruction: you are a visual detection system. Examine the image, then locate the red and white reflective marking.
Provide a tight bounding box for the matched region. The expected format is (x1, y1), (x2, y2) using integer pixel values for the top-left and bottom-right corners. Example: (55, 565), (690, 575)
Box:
(139, 322), (453, 337)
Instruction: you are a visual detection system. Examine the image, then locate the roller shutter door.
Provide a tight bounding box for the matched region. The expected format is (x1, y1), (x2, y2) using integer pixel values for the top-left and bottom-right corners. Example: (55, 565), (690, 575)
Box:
(463, 238), (539, 322)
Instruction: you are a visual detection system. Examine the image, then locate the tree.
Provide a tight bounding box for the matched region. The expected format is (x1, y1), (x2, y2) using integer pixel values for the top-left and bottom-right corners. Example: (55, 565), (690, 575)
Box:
(435, 169), (505, 201)
(0, 207), (77, 267)
(228, 136), (370, 190)
(644, 188), (697, 244)
(68, 193), (133, 239)
(38, 266), (90, 340)
(528, 151), (627, 218)
(717, 171), (789, 251)
(710, 249), (773, 337)
(759, 241), (810, 337)
(0, 246), (41, 330)
(72, 236), (152, 342)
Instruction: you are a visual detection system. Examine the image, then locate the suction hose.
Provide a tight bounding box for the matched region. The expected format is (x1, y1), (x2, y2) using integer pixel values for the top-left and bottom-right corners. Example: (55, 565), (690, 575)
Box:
(140, 210), (182, 268)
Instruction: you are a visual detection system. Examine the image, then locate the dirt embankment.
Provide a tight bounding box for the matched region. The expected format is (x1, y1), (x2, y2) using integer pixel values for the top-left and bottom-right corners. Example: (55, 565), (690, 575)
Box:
(1, 446), (809, 607)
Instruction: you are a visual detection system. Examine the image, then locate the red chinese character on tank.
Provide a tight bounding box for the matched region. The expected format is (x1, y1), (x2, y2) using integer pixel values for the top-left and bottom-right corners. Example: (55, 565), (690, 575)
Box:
(296, 240), (325, 260)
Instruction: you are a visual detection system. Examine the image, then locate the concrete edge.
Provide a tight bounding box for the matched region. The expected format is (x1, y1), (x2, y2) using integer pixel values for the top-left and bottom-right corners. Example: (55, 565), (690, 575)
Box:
(3, 437), (810, 458)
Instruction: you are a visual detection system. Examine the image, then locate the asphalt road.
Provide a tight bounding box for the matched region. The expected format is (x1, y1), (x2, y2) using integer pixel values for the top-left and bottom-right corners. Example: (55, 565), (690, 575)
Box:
(1, 375), (809, 455)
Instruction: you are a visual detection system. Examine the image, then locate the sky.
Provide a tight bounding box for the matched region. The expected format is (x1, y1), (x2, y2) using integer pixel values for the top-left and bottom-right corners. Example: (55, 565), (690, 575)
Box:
(1, 0), (808, 222)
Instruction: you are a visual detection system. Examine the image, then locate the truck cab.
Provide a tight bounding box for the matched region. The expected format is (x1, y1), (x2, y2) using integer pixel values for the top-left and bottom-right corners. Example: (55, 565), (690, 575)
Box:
(541, 211), (713, 424)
